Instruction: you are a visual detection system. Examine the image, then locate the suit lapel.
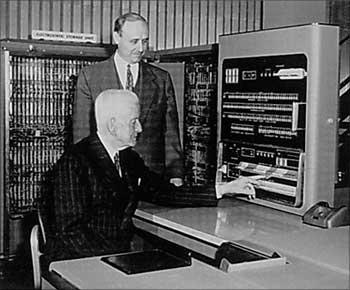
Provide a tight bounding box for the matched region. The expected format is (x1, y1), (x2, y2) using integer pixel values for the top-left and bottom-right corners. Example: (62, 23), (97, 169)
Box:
(100, 56), (123, 90)
(85, 136), (140, 196)
(135, 62), (159, 124)
(98, 59), (160, 129)
(85, 135), (122, 187)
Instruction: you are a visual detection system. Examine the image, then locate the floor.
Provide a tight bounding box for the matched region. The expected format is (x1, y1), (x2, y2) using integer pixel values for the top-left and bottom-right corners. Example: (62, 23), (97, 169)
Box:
(0, 255), (34, 290)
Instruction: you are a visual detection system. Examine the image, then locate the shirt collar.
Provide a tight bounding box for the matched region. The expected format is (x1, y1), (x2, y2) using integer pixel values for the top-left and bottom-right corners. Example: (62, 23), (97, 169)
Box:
(97, 132), (129, 162)
(114, 50), (129, 67)
(114, 51), (139, 71)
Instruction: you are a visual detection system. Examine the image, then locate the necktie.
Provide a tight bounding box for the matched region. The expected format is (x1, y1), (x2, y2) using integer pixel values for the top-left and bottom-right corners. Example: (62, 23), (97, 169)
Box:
(114, 152), (121, 176)
(126, 64), (133, 91)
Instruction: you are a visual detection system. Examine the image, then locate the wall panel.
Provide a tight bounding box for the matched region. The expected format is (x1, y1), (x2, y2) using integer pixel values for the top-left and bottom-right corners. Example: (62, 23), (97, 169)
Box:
(174, 0), (183, 48)
(231, 0), (239, 34)
(62, 0), (72, 32)
(19, 0), (29, 39)
(217, 0), (224, 38)
(101, 0), (112, 43)
(81, 0), (91, 33)
(248, 0), (257, 31)
(139, 1), (149, 32)
(198, 0), (207, 45)
(254, 0), (262, 32)
(165, 0), (173, 49)
(51, 0), (61, 32)
(0, 1), (6, 39)
(40, 0), (50, 31)
(223, 0), (231, 35)
(156, 0), (164, 50)
(183, 0), (192, 48)
(130, 0), (140, 13)
(0, 0), (262, 47)
(92, 0), (102, 42)
(72, 1), (82, 34)
(8, 0), (18, 38)
(148, 0), (157, 50)
(192, 0), (199, 46)
(239, 0), (247, 32)
(29, 0), (39, 32)
(207, 0), (217, 44)
(121, 0), (130, 14)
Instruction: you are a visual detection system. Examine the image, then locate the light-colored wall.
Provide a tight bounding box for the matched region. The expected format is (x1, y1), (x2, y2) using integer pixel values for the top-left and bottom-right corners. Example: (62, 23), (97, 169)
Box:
(263, 0), (328, 29)
(0, 0), (262, 50)
(263, 0), (349, 87)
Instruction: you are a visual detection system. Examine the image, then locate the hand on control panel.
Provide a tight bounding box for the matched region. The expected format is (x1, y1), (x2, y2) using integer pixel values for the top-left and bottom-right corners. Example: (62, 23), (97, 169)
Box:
(216, 176), (261, 200)
(169, 178), (183, 187)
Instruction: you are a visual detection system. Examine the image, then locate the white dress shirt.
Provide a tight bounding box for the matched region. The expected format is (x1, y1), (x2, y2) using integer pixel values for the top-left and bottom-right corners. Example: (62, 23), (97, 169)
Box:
(97, 132), (129, 176)
(114, 51), (138, 89)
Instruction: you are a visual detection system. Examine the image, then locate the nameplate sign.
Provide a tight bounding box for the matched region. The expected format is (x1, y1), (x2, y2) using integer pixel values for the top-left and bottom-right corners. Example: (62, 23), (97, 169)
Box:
(32, 30), (97, 43)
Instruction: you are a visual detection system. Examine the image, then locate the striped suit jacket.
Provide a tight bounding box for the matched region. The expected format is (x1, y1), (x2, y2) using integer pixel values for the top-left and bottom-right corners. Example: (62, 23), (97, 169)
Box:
(42, 135), (217, 263)
(72, 55), (183, 179)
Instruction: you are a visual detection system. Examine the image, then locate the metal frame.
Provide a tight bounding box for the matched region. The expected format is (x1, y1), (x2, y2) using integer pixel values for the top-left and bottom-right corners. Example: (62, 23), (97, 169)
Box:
(217, 23), (340, 215)
(0, 38), (112, 260)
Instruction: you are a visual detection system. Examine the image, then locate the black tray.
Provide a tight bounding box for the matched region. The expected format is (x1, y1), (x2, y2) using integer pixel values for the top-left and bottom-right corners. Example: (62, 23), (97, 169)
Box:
(101, 249), (191, 275)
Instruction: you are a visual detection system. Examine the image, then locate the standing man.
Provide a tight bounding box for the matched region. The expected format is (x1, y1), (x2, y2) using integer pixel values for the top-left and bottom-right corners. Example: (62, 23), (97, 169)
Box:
(72, 12), (183, 186)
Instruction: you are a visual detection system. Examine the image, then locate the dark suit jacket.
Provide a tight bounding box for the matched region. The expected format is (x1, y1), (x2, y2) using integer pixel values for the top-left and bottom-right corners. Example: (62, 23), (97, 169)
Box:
(42, 135), (216, 263)
(72, 55), (183, 179)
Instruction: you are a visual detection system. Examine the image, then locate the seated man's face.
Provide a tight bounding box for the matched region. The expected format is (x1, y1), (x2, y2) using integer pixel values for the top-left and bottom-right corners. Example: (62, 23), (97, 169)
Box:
(116, 105), (142, 147)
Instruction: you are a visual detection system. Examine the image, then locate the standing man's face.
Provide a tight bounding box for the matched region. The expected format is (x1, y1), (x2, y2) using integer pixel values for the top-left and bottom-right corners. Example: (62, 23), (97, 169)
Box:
(114, 20), (149, 64)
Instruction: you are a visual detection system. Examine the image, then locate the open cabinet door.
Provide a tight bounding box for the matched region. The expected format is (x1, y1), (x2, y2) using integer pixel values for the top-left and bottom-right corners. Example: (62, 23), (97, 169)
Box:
(153, 62), (185, 149)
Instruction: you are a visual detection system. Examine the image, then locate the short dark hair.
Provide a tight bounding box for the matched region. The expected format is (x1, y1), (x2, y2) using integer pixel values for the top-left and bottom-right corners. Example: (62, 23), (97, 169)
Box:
(114, 12), (148, 34)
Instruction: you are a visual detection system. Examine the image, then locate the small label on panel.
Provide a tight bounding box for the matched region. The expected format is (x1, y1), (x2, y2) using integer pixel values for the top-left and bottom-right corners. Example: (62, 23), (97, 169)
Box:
(32, 30), (97, 43)
(225, 68), (239, 84)
(242, 70), (257, 80)
(273, 68), (307, 80)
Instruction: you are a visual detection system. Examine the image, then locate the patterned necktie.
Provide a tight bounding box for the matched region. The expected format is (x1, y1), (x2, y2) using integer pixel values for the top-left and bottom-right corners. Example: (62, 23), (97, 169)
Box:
(114, 152), (121, 176)
(126, 64), (133, 91)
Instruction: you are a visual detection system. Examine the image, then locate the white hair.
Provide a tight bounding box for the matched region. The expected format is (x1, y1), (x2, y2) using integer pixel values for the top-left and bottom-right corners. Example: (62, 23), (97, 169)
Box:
(95, 89), (139, 132)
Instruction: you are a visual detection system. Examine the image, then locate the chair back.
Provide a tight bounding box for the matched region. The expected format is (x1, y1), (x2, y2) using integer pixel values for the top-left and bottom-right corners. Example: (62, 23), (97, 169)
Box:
(30, 225), (42, 289)
(30, 210), (46, 289)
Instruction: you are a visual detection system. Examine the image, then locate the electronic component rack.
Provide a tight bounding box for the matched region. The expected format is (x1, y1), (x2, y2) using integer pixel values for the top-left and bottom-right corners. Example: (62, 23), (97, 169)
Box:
(337, 36), (350, 188)
(0, 39), (112, 259)
(216, 24), (341, 215)
(184, 60), (217, 187)
(155, 45), (218, 188)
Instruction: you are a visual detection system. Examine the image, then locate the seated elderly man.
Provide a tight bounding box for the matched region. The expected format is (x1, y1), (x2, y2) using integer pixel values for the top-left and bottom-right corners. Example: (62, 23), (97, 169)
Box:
(42, 89), (256, 262)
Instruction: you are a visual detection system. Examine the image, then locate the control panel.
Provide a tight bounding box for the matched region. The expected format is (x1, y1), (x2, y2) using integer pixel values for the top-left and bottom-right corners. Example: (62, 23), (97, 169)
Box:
(219, 54), (306, 207)
(217, 24), (340, 215)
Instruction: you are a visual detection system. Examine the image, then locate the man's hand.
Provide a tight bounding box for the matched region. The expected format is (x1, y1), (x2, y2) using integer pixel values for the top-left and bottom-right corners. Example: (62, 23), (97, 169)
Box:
(170, 178), (183, 187)
(216, 176), (263, 200)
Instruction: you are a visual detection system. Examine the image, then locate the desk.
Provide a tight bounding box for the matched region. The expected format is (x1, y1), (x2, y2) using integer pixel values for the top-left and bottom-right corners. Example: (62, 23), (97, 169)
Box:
(48, 199), (350, 289)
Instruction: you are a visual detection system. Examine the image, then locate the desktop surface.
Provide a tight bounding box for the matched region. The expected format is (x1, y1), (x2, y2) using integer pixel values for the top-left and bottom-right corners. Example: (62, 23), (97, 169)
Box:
(47, 198), (350, 289)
